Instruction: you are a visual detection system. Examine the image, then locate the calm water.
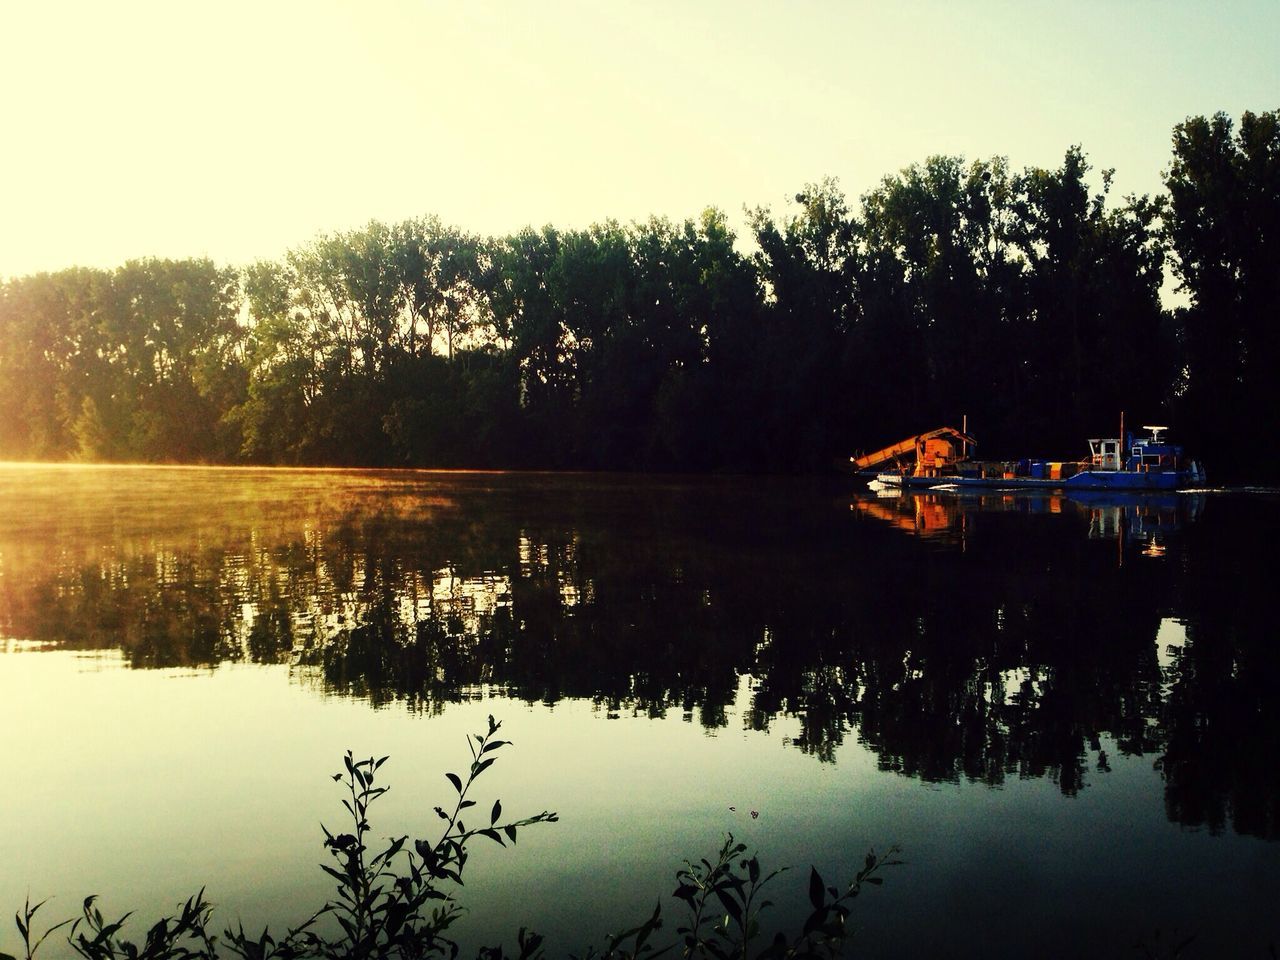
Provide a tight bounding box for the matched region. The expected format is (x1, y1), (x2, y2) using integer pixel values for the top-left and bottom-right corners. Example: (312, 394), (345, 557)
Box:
(1, 464), (1277, 958)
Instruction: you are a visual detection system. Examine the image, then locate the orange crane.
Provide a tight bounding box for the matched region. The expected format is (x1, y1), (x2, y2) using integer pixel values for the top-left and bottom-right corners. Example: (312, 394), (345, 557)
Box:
(850, 426), (976, 478)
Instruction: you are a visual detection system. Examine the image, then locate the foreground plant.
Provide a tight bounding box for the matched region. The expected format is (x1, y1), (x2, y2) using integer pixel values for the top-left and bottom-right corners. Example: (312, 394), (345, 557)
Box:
(4, 718), (895, 960)
(4, 717), (556, 960)
(583, 836), (900, 960)
(299, 716), (558, 959)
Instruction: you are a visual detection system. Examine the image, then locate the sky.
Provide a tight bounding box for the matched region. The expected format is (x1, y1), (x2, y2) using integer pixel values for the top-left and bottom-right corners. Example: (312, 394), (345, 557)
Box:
(1, 0), (1277, 280)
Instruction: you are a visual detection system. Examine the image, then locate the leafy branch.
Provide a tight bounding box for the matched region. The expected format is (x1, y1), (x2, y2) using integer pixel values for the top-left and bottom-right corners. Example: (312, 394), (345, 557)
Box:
(582, 836), (901, 960)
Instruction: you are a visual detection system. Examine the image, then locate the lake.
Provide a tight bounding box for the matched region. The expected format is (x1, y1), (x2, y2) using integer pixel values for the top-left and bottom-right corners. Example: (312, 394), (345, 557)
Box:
(1, 464), (1277, 958)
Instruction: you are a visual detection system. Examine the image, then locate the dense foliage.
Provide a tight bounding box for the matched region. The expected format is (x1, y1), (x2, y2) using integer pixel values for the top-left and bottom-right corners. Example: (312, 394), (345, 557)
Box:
(1, 111), (1275, 477)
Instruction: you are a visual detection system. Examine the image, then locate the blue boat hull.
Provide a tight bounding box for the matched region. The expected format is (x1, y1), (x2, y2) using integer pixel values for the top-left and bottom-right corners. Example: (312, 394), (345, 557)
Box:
(876, 470), (1194, 492)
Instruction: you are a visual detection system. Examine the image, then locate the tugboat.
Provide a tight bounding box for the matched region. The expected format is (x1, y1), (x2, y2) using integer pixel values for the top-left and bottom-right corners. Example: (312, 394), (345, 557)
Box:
(851, 419), (1205, 492)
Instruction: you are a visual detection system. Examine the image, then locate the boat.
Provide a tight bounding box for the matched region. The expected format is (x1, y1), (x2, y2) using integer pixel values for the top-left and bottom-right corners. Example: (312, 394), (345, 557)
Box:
(850, 421), (1205, 492)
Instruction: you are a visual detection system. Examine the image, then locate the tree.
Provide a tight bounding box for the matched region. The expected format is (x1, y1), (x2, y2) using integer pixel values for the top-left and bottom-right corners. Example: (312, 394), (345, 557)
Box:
(0, 269), (101, 459)
(747, 179), (859, 470)
(1013, 148), (1169, 451)
(851, 159), (1020, 451)
(0, 261), (242, 463)
(485, 227), (574, 466)
(1165, 109), (1280, 477)
(233, 259), (324, 462)
(109, 258), (245, 461)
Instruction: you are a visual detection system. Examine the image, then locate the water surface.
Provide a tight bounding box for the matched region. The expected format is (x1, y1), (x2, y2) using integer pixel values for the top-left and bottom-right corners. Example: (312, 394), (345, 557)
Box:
(1, 465), (1277, 957)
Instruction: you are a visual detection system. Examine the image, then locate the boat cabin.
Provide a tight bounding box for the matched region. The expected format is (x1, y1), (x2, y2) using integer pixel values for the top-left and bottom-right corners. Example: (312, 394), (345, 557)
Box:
(1088, 438), (1124, 471)
(1089, 426), (1183, 473)
(1130, 426), (1186, 472)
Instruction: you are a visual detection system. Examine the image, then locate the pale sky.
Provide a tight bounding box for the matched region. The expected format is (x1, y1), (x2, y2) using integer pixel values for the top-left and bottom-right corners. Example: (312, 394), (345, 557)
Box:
(1, 0), (1276, 280)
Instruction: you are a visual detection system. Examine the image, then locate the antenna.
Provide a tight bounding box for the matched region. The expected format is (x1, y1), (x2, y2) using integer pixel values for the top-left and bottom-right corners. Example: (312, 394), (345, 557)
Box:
(1142, 425), (1167, 443)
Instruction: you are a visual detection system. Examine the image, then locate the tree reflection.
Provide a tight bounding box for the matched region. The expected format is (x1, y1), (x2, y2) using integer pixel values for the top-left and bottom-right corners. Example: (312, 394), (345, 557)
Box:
(1, 476), (1274, 838)
(1154, 496), (1280, 839)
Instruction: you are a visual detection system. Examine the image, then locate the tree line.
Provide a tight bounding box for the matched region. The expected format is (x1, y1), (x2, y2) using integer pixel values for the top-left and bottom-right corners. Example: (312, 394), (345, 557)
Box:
(1, 110), (1275, 478)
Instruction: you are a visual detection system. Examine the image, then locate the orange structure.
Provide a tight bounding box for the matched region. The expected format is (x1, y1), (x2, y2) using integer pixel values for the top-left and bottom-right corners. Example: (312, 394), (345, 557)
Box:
(850, 426), (976, 478)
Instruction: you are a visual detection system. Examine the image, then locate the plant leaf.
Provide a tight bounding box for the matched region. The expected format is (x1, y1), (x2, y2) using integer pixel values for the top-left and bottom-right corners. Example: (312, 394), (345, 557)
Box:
(714, 887), (742, 924)
(808, 867), (825, 911)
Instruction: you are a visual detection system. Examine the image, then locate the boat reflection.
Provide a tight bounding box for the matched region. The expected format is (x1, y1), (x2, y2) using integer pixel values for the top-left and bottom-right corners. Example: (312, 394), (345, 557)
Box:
(851, 487), (972, 538)
(852, 484), (1205, 554)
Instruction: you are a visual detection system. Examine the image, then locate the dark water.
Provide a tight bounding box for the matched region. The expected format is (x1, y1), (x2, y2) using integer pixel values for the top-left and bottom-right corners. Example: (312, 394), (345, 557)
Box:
(1, 465), (1277, 958)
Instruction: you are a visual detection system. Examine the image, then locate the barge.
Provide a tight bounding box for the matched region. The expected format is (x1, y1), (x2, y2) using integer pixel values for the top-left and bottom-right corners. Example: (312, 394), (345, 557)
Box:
(851, 422), (1205, 492)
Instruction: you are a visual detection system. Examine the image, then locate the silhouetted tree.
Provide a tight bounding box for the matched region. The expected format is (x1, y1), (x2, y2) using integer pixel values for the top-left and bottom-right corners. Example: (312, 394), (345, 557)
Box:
(1165, 109), (1280, 478)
